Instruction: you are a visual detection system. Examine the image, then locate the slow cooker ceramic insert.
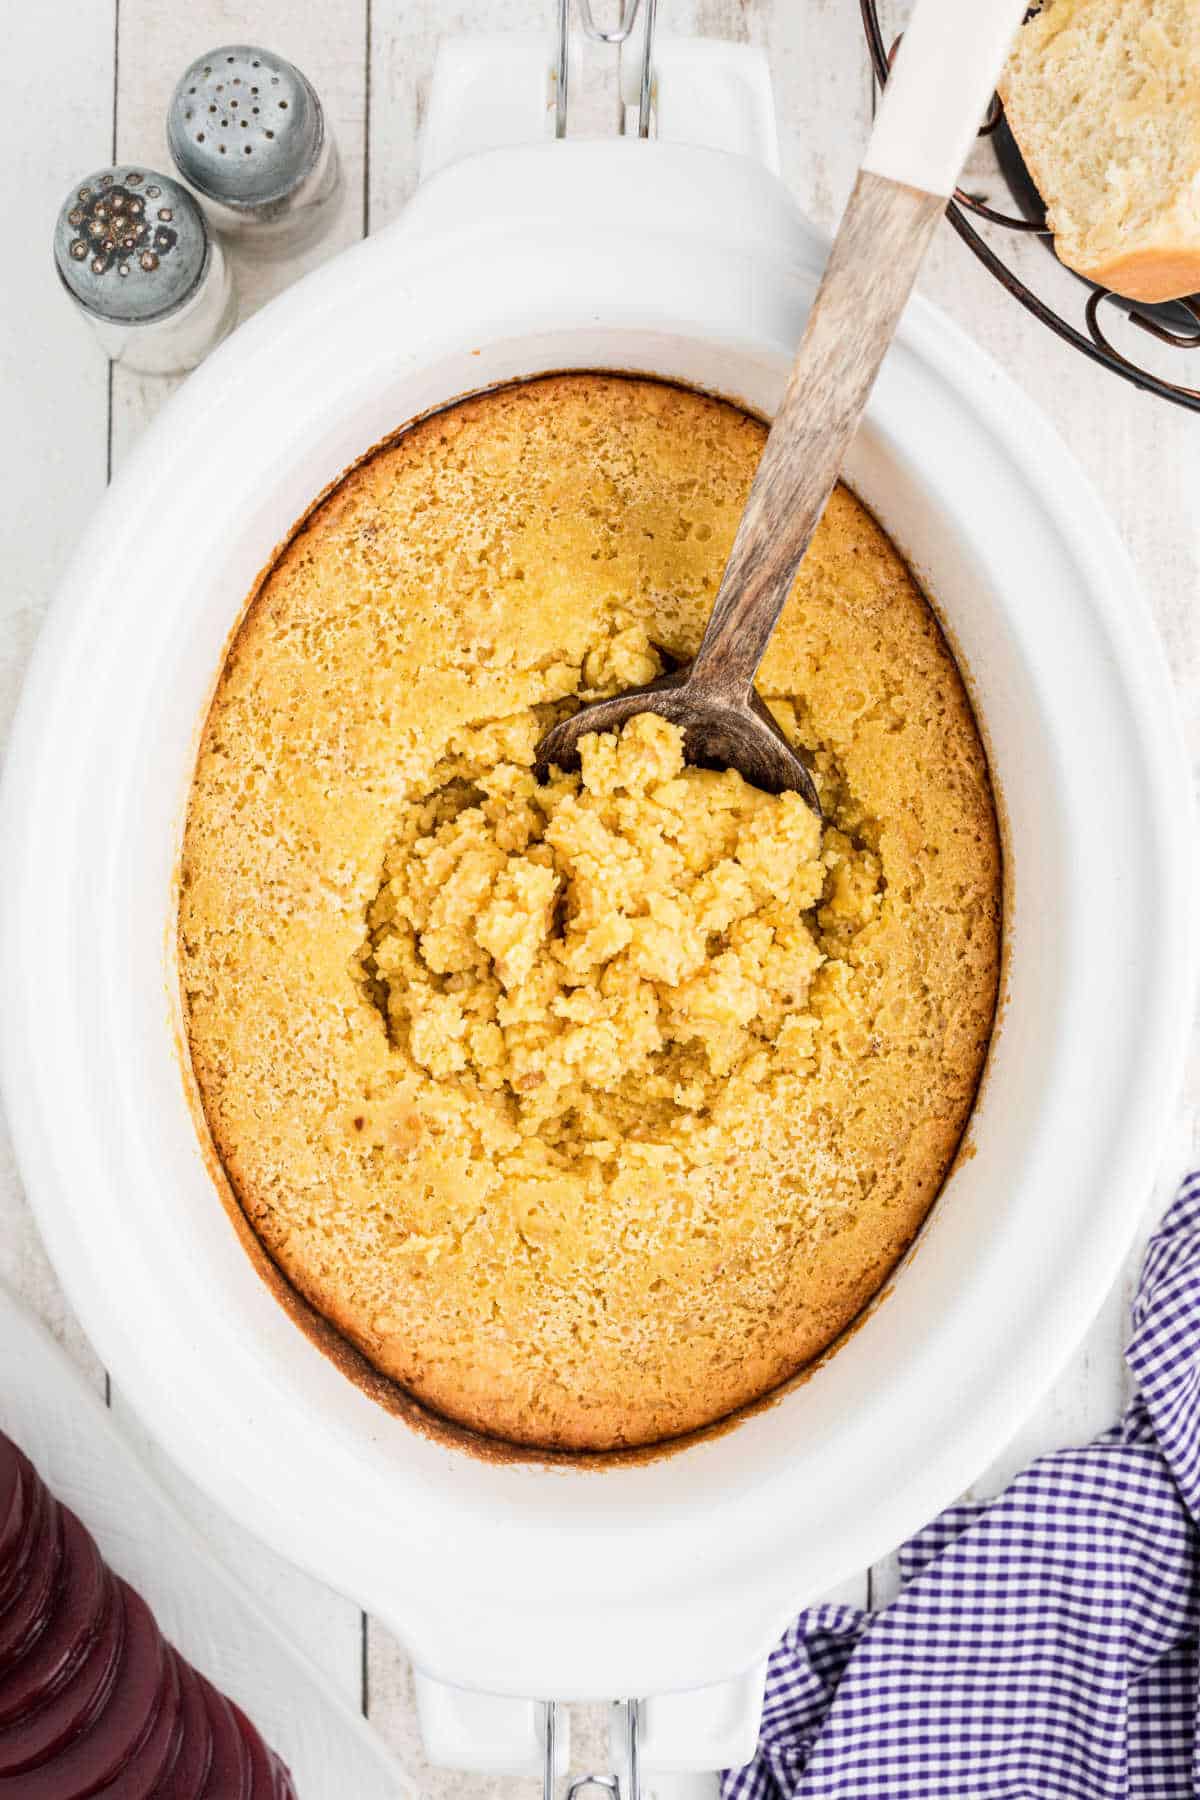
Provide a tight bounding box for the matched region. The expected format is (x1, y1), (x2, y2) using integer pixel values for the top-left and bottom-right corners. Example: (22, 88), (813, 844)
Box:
(0, 28), (1191, 1790)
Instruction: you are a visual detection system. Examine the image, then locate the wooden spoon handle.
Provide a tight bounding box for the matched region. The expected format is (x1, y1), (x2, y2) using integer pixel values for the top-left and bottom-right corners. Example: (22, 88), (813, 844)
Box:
(688, 171), (944, 701)
(688, 0), (1030, 705)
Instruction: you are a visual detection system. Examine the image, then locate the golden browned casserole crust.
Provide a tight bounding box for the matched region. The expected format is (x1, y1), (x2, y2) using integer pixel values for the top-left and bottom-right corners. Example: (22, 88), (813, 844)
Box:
(180, 375), (1001, 1452)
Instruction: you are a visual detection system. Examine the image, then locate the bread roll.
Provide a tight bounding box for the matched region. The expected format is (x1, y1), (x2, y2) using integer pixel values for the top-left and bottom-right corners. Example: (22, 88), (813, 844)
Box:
(1001, 0), (1200, 303)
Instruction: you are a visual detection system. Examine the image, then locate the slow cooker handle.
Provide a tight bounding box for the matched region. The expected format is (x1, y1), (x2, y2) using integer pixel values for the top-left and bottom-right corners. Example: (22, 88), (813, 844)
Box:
(414, 1667), (769, 1794)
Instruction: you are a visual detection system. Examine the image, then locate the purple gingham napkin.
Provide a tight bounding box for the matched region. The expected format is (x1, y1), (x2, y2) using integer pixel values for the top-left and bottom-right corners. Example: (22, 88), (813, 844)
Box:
(725, 1169), (1200, 1800)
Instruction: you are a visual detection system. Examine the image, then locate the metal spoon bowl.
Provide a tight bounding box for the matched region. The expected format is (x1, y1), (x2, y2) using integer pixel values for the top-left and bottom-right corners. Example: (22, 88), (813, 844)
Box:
(534, 667), (820, 806)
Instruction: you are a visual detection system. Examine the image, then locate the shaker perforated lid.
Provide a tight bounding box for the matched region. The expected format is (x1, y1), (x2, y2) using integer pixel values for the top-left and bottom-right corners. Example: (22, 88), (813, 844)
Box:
(167, 46), (324, 210)
(54, 168), (209, 325)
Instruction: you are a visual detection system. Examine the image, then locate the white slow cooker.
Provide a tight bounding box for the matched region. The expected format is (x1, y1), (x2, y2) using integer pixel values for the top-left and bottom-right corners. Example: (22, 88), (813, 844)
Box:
(1, 32), (1192, 1789)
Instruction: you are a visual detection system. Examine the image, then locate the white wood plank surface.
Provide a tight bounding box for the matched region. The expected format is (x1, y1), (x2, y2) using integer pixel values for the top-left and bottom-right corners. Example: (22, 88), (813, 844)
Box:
(1, 1), (1197, 1794)
(0, 0), (113, 1400)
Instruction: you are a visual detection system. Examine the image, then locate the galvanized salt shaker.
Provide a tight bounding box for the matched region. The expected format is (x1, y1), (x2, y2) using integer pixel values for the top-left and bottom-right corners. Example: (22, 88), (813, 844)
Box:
(167, 46), (342, 255)
(54, 168), (236, 375)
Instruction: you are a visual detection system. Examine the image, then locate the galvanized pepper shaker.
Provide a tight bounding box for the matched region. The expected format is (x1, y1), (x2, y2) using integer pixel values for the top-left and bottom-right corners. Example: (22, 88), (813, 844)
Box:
(53, 168), (236, 374)
(167, 46), (342, 255)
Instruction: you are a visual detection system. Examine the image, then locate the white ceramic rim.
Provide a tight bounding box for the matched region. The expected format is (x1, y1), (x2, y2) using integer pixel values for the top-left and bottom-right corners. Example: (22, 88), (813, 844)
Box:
(1, 144), (1193, 1701)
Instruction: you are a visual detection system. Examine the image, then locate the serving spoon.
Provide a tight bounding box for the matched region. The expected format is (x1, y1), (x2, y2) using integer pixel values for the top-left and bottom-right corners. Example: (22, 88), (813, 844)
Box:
(536, 0), (1030, 810)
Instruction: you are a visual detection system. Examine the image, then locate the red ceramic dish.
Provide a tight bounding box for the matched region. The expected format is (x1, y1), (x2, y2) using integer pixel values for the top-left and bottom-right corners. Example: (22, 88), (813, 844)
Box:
(150, 1655), (212, 1800)
(0, 1508), (108, 1727)
(0, 1479), (62, 1659)
(0, 1433), (297, 1799)
(195, 1679), (251, 1800)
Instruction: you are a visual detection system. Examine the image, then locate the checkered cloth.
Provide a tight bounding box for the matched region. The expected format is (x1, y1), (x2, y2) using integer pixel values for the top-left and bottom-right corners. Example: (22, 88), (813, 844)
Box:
(724, 1169), (1200, 1800)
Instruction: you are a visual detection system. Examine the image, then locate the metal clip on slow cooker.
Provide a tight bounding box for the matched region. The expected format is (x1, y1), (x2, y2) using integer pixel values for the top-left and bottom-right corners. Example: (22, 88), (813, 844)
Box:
(554, 0), (655, 140)
(419, 0), (779, 182)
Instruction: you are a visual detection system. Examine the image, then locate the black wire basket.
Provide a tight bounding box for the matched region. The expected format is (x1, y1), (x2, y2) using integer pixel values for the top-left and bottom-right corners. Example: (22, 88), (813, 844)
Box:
(859, 0), (1200, 412)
